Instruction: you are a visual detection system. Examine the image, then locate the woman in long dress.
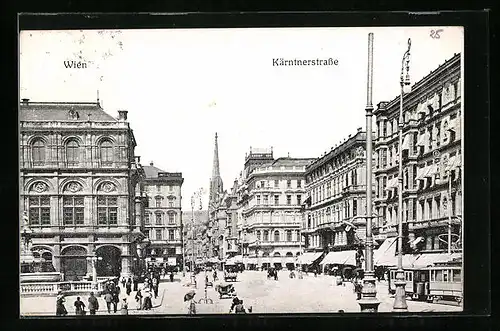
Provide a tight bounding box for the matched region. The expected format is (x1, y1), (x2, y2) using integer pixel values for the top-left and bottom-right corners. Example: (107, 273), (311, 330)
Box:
(120, 298), (128, 315)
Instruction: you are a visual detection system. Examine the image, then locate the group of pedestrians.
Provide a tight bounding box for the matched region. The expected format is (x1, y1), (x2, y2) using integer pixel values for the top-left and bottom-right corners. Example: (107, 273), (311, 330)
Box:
(55, 273), (164, 316)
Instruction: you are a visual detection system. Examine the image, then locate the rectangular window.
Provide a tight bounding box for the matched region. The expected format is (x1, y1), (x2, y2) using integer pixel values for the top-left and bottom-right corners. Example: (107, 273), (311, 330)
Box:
(156, 229), (162, 240)
(274, 180), (279, 188)
(145, 213), (150, 225)
(286, 195), (291, 205)
(156, 199), (161, 208)
(287, 180), (292, 188)
(156, 185), (161, 192)
(297, 180), (301, 188)
(29, 196), (51, 226)
(297, 195), (302, 205)
(256, 195), (261, 205)
(169, 230), (175, 241)
(263, 195), (268, 205)
(97, 196), (118, 225)
(352, 169), (357, 186)
(352, 199), (357, 216)
(63, 196), (84, 225)
(168, 213), (175, 224)
(274, 195), (279, 205)
(453, 269), (462, 282)
(156, 213), (162, 225)
(261, 181), (265, 188)
(286, 230), (292, 242)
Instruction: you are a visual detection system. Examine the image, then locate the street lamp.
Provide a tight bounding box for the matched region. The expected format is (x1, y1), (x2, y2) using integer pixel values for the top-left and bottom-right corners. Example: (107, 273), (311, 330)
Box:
(393, 37), (412, 313)
(191, 188), (204, 287)
(358, 32), (381, 313)
(86, 253), (103, 291)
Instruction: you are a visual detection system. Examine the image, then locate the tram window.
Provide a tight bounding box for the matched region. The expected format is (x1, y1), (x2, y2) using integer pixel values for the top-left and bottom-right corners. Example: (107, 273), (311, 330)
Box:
(443, 270), (449, 282)
(430, 270), (435, 282)
(453, 269), (462, 282)
(435, 270), (443, 281)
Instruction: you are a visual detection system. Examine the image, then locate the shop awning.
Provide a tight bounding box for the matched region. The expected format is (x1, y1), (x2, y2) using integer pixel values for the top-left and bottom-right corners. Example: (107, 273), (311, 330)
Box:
(385, 177), (398, 190)
(373, 237), (397, 263)
(321, 250), (356, 266)
(402, 134), (410, 151)
(411, 253), (462, 268)
(233, 255), (243, 263)
(298, 252), (322, 264)
(374, 238), (419, 267)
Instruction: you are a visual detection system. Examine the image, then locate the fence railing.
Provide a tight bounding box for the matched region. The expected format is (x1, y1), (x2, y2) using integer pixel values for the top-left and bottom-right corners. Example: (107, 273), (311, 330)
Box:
(20, 278), (115, 297)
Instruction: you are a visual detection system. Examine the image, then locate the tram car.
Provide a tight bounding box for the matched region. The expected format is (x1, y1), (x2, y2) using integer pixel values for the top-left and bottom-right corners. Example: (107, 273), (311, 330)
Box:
(388, 265), (462, 304)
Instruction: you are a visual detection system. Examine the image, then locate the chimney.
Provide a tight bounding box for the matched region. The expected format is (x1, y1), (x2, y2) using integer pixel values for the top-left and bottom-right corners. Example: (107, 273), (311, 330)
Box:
(118, 110), (128, 121)
(150, 161), (154, 166)
(21, 98), (29, 105)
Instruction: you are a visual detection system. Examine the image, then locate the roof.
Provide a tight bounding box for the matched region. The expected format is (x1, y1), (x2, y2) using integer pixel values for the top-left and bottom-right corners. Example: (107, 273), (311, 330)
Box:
(143, 165), (166, 178)
(19, 102), (117, 122)
(271, 157), (315, 167)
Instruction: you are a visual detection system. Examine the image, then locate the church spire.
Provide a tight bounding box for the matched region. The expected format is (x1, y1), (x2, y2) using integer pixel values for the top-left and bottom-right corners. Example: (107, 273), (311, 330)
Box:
(209, 132), (223, 210)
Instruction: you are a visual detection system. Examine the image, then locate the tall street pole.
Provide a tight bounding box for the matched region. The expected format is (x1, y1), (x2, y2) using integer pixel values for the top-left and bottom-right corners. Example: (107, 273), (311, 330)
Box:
(191, 197), (195, 285)
(359, 32), (380, 312)
(448, 170), (452, 254)
(393, 38), (411, 312)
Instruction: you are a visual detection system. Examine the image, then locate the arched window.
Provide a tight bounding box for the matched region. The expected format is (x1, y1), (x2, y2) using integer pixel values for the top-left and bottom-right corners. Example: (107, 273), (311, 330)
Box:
(32, 139), (45, 166)
(256, 230), (261, 241)
(155, 212), (163, 225)
(66, 139), (80, 165)
(263, 230), (269, 242)
(274, 230), (280, 242)
(145, 212), (150, 225)
(168, 212), (176, 224)
(100, 140), (113, 165)
(286, 230), (292, 242)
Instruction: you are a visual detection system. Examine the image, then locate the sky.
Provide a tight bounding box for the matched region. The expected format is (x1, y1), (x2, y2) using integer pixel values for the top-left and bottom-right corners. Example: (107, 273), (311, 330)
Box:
(19, 27), (463, 210)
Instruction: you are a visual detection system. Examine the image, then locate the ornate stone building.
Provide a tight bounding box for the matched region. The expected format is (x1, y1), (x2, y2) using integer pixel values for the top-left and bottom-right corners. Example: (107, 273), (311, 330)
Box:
(302, 129), (374, 270)
(142, 161), (184, 269)
(236, 148), (314, 270)
(19, 100), (148, 280)
(373, 53), (462, 255)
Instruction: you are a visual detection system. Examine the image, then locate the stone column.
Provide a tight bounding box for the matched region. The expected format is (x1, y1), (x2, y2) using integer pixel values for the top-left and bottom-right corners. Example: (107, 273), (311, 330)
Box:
(53, 242), (61, 273)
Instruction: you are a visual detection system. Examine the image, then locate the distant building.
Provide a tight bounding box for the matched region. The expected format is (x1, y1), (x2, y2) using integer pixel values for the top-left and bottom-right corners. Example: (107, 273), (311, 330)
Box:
(19, 100), (148, 280)
(142, 161), (184, 269)
(373, 53), (462, 255)
(183, 210), (209, 268)
(304, 129), (373, 251)
(236, 147), (315, 270)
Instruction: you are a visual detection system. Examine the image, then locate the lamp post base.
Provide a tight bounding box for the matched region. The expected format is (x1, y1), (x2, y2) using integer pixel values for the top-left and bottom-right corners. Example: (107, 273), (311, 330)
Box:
(358, 273), (380, 312)
(392, 278), (408, 312)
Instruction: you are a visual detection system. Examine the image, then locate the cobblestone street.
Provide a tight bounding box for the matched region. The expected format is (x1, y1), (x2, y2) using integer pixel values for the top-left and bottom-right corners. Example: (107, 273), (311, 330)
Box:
(21, 271), (461, 316)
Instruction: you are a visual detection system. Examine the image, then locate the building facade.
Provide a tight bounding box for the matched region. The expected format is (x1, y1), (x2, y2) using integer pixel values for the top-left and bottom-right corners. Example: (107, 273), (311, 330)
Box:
(303, 128), (373, 255)
(19, 100), (148, 281)
(373, 53), (462, 253)
(236, 148), (314, 270)
(142, 162), (184, 269)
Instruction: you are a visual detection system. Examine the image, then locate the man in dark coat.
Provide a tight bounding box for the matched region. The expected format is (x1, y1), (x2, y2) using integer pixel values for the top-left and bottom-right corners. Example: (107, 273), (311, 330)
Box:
(126, 277), (132, 296)
(74, 296), (86, 316)
(112, 289), (120, 313)
(56, 295), (68, 316)
(88, 292), (99, 315)
(133, 274), (139, 291)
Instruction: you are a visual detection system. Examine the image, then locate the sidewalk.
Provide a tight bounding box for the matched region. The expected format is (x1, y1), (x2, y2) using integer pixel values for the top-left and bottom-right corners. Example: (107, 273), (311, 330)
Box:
(20, 281), (167, 317)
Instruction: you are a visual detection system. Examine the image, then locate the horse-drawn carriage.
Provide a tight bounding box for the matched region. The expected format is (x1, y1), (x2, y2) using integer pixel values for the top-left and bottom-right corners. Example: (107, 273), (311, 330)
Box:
(215, 283), (237, 299)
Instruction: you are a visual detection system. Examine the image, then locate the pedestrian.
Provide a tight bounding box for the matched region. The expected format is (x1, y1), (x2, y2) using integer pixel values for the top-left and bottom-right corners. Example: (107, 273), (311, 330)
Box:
(121, 276), (126, 288)
(56, 294), (68, 316)
(135, 288), (143, 310)
(143, 288), (152, 310)
(120, 298), (128, 315)
(74, 296), (86, 316)
(187, 297), (196, 315)
(133, 274), (139, 291)
(213, 270), (218, 281)
(115, 284), (121, 295)
(88, 292), (99, 315)
(104, 292), (114, 313)
(112, 290), (119, 313)
(126, 277), (132, 296)
(170, 272), (174, 282)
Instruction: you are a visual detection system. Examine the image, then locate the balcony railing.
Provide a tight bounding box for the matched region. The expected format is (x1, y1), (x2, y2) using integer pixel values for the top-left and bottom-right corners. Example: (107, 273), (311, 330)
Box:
(20, 277), (115, 297)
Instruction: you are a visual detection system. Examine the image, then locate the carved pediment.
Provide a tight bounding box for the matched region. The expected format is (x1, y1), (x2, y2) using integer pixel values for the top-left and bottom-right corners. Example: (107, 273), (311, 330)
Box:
(64, 181), (83, 193)
(31, 182), (48, 193)
(98, 182), (117, 193)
